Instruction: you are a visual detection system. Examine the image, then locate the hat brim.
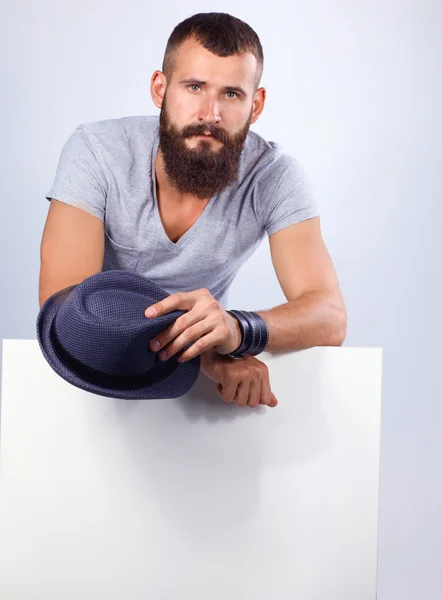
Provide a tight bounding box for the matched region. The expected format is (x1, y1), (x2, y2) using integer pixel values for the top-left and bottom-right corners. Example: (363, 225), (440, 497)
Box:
(36, 284), (200, 400)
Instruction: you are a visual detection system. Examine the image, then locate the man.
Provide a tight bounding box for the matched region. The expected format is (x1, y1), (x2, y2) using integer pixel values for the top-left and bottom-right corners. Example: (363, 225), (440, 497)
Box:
(39, 12), (347, 409)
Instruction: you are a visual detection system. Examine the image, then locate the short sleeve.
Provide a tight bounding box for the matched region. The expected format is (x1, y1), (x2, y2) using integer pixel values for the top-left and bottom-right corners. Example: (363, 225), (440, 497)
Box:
(257, 152), (320, 237)
(45, 124), (107, 221)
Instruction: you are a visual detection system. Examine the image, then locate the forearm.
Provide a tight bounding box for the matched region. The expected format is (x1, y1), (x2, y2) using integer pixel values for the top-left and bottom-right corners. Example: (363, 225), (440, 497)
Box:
(256, 289), (347, 352)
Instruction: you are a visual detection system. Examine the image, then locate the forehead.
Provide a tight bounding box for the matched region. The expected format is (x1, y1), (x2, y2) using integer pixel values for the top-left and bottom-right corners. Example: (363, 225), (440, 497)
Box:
(171, 37), (258, 89)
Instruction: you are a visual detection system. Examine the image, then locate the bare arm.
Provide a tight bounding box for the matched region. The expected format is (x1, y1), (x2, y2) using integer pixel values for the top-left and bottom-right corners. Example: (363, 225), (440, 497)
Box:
(39, 199), (105, 308)
(257, 216), (347, 350)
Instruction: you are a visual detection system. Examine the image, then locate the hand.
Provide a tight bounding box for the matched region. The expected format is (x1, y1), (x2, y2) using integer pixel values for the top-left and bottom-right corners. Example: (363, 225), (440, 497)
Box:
(145, 288), (241, 363)
(200, 349), (278, 408)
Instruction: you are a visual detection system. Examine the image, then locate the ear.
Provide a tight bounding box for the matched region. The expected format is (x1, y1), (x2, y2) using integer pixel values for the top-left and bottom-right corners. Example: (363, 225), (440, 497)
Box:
(250, 87), (266, 124)
(150, 70), (167, 109)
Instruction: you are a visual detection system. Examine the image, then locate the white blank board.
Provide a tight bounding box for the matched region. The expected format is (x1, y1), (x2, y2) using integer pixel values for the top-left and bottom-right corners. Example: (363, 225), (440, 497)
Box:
(0, 340), (382, 600)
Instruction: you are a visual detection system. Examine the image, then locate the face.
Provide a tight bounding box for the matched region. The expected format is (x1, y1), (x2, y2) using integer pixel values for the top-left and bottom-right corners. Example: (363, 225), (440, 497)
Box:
(152, 37), (266, 200)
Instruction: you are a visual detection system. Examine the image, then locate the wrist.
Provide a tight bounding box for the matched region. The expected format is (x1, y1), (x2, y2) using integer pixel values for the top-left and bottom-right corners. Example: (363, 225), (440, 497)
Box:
(226, 310), (269, 358)
(228, 314), (242, 353)
(200, 348), (219, 376)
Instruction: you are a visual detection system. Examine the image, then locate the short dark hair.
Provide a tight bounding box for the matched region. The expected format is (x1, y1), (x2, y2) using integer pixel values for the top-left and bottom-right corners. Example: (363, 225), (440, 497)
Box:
(162, 12), (264, 89)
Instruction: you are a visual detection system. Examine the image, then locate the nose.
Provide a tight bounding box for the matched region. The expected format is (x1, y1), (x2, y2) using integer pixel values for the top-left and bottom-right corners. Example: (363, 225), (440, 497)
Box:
(197, 97), (221, 125)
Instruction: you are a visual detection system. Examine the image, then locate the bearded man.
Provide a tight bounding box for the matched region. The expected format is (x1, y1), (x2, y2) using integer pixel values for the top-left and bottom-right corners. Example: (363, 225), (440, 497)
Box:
(40, 12), (347, 408)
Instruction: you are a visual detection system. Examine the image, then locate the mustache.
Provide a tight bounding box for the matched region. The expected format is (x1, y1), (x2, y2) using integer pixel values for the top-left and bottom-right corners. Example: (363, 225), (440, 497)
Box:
(181, 124), (229, 144)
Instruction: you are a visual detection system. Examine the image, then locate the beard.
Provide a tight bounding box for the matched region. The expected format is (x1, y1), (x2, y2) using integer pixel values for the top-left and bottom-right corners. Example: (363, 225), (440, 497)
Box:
(158, 95), (252, 200)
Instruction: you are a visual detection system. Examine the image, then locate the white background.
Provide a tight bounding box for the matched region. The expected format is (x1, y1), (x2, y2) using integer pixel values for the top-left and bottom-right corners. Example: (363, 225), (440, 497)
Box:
(1, 1), (441, 598)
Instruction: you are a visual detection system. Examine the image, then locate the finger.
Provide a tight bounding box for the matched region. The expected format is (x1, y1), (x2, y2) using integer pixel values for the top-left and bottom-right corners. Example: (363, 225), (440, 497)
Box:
(233, 381), (249, 407)
(247, 377), (261, 408)
(217, 381), (238, 404)
(176, 329), (226, 363)
(145, 291), (193, 318)
(159, 321), (211, 361)
(269, 394), (278, 407)
(150, 300), (223, 353)
(259, 374), (277, 407)
(260, 392), (278, 408)
(150, 311), (206, 353)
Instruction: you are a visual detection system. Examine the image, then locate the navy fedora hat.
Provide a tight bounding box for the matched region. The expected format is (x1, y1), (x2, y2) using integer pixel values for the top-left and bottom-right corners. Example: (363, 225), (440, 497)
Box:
(36, 270), (200, 399)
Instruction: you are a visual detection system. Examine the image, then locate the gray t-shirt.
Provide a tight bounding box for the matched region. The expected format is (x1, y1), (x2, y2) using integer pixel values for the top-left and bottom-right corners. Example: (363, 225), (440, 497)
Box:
(46, 115), (319, 308)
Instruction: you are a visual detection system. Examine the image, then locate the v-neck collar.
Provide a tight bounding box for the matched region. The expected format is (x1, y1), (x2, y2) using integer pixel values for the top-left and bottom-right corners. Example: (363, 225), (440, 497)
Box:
(150, 126), (219, 252)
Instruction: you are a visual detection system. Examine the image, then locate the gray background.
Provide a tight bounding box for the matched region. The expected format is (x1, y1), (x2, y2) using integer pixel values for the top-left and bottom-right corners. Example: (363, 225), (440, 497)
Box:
(1, 1), (441, 597)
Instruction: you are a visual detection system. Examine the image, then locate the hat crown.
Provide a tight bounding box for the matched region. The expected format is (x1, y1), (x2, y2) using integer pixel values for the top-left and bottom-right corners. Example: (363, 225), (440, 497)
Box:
(52, 271), (183, 377)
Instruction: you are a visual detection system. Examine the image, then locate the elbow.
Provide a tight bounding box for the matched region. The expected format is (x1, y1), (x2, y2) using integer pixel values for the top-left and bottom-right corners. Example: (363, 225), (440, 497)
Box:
(333, 307), (347, 346)
(333, 325), (347, 347)
(327, 301), (347, 347)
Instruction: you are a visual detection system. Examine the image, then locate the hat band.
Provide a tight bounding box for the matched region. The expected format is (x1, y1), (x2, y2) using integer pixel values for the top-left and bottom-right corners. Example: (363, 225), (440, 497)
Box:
(50, 322), (178, 391)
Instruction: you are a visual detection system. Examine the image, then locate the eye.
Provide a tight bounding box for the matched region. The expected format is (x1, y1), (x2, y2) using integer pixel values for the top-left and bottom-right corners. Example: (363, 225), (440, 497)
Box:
(225, 91), (238, 99)
(188, 84), (201, 92)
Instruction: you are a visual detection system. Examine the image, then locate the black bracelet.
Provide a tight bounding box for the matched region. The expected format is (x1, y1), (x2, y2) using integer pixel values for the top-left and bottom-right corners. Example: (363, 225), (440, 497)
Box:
(227, 310), (251, 356)
(227, 310), (269, 358)
(237, 311), (268, 356)
(245, 311), (266, 355)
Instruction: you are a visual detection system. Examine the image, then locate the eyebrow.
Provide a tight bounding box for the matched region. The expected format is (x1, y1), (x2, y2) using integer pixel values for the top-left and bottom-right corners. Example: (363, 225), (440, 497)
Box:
(179, 78), (248, 97)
